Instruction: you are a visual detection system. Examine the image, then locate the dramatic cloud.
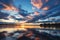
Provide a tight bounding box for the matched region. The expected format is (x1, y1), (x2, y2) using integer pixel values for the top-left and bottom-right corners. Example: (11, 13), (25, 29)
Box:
(0, 0), (60, 23)
(30, 0), (60, 22)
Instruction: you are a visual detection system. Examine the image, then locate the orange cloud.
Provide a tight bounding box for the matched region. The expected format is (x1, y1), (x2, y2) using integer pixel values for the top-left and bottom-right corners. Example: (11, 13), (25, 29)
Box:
(34, 11), (40, 15)
(42, 6), (49, 10)
(26, 16), (33, 20)
(3, 5), (18, 11)
(1, 2), (18, 11)
(31, 0), (43, 9)
(45, 0), (48, 2)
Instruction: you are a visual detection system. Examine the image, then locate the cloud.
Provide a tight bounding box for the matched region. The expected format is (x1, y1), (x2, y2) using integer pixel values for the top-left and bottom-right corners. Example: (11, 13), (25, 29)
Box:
(31, 0), (43, 9)
(0, 0), (12, 5)
(42, 6), (49, 10)
(0, 0), (60, 23)
(47, 16), (60, 22)
(34, 11), (40, 15)
(31, 0), (60, 10)
(0, 12), (9, 19)
(0, 18), (19, 23)
(45, 0), (48, 2)
(30, 0), (60, 22)
(0, 0), (13, 9)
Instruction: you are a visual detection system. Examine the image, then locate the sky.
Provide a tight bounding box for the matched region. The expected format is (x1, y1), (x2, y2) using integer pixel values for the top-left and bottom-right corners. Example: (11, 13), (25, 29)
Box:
(0, 0), (60, 23)
(13, 0), (34, 13)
